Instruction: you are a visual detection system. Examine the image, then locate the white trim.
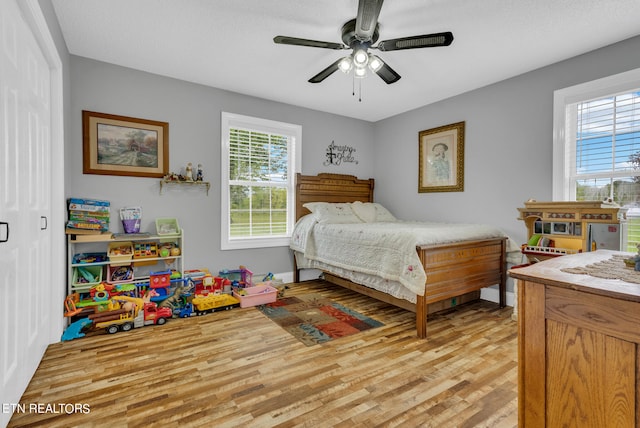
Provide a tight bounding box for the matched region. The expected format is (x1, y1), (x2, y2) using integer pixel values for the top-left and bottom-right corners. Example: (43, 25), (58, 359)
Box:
(553, 67), (640, 200)
(220, 112), (301, 250)
(480, 286), (515, 307)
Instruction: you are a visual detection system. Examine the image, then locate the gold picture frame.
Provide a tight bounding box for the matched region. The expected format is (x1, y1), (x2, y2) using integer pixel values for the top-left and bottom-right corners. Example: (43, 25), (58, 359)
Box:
(82, 110), (169, 178)
(418, 121), (464, 193)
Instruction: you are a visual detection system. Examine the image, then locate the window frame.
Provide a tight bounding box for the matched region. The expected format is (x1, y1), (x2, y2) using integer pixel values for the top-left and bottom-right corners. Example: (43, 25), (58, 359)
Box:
(220, 112), (301, 250)
(552, 67), (640, 200)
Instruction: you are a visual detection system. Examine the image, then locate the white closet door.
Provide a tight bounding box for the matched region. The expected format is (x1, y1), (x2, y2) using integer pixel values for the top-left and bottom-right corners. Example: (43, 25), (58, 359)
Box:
(0, 0), (54, 421)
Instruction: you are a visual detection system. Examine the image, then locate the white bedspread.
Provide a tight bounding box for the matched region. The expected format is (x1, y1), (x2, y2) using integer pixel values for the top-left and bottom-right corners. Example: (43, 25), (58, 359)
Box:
(291, 215), (519, 296)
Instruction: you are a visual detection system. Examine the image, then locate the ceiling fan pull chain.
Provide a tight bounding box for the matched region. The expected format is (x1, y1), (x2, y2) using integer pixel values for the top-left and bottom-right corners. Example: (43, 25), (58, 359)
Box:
(352, 73), (356, 97)
(359, 78), (362, 102)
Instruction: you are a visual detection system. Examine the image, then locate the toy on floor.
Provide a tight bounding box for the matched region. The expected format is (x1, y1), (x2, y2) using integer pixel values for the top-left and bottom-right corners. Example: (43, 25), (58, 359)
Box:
(219, 266), (253, 289)
(61, 318), (93, 341)
(185, 269), (232, 295)
(149, 270), (173, 302)
(158, 281), (194, 312)
(62, 294), (173, 339)
(191, 293), (240, 315)
(90, 295), (172, 334)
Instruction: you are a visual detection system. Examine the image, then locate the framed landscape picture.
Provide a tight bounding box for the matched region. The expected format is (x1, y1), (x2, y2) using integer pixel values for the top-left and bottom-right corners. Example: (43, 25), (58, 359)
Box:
(418, 121), (465, 193)
(82, 110), (169, 178)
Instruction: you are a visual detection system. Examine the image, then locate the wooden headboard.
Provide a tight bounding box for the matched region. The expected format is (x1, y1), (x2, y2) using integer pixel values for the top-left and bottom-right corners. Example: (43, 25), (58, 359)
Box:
(295, 173), (375, 221)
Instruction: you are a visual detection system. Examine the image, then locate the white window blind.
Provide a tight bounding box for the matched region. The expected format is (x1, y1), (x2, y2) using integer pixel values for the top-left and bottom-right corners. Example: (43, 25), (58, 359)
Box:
(572, 91), (640, 203)
(229, 128), (289, 238)
(221, 112), (301, 250)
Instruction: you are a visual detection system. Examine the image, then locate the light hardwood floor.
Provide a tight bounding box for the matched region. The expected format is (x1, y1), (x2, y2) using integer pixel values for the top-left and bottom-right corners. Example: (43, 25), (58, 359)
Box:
(8, 280), (517, 428)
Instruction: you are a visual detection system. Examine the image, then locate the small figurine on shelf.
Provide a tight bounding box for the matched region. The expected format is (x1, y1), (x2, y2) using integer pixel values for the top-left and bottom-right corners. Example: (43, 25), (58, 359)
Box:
(185, 162), (194, 181)
(196, 164), (203, 181)
(164, 172), (180, 181)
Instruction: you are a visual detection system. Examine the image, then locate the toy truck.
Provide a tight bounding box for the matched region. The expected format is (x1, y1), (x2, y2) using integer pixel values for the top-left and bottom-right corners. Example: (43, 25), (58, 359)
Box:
(176, 302), (195, 318)
(89, 295), (172, 334)
(191, 293), (240, 315)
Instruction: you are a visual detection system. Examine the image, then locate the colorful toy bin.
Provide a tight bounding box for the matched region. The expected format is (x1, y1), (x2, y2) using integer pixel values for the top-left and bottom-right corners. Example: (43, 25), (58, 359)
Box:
(155, 218), (180, 235)
(72, 265), (103, 288)
(108, 242), (133, 266)
(233, 283), (278, 308)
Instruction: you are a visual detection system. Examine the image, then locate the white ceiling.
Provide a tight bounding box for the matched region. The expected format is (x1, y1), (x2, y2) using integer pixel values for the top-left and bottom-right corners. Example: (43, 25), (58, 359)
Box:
(51, 0), (640, 122)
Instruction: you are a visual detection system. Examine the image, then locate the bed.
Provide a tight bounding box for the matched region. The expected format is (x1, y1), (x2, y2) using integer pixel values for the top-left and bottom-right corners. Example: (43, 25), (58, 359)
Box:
(291, 173), (513, 339)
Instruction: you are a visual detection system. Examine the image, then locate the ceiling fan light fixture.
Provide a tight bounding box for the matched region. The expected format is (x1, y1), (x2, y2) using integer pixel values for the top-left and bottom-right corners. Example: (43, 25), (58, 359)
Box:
(368, 54), (383, 72)
(354, 66), (367, 78)
(338, 56), (353, 73)
(274, 1), (453, 87)
(353, 49), (369, 67)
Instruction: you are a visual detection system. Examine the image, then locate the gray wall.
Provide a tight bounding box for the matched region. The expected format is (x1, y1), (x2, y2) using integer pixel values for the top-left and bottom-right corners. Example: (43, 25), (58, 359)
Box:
(64, 22), (640, 283)
(373, 35), (640, 252)
(67, 56), (374, 276)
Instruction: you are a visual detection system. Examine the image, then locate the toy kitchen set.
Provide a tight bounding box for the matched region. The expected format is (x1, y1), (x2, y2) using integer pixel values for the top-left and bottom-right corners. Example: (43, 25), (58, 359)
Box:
(517, 200), (626, 263)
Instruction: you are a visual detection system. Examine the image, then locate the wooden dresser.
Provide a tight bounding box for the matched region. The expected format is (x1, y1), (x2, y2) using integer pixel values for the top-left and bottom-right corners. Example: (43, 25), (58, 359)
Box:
(509, 250), (640, 427)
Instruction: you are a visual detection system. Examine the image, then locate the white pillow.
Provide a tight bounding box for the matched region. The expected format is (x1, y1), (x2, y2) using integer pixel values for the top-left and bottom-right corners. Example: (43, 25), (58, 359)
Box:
(351, 201), (397, 222)
(351, 201), (377, 223)
(372, 203), (397, 222)
(302, 202), (362, 224)
(302, 202), (327, 213)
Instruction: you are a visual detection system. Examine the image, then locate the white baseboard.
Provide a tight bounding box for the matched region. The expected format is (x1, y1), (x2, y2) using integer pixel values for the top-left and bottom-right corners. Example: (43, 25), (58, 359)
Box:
(481, 286), (515, 307)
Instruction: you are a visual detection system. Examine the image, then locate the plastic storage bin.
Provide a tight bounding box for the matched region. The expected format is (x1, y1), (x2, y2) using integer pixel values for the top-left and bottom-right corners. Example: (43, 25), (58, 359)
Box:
(107, 264), (134, 284)
(72, 252), (108, 264)
(155, 218), (180, 235)
(72, 265), (103, 287)
(108, 242), (133, 266)
(233, 284), (278, 308)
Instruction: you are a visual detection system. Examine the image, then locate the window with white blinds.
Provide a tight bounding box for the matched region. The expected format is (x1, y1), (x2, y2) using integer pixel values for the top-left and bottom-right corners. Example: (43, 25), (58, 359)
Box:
(553, 69), (640, 251)
(572, 91), (640, 203)
(221, 112), (301, 250)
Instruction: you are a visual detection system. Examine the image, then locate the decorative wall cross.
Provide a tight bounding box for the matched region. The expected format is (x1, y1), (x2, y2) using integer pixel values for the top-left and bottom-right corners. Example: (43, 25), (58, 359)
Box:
(324, 141), (358, 166)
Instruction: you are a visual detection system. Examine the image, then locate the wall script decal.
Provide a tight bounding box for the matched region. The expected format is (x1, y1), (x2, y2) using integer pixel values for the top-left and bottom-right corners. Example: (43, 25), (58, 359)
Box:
(324, 141), (358, 166)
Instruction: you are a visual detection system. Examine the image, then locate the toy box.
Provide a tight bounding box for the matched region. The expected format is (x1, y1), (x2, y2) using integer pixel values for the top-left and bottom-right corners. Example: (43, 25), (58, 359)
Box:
(72, 265), (103, 287)
(72, 252), (108, 264)
(107, 264), (134, 284)
(108, 242), (133, 266)
(233, 283), (277, 308)
(155, 218), (180, 235)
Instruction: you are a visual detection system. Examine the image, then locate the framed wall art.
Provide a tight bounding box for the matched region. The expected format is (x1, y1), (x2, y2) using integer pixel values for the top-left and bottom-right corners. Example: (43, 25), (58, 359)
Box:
(82, 110), (169, 178)
(418, 121), (465, 193)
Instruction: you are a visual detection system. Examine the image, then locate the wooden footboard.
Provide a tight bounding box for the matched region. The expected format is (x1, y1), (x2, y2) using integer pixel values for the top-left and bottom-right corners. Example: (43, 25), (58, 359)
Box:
(415, 237), (507, 338)
(300, 237), (507, 339)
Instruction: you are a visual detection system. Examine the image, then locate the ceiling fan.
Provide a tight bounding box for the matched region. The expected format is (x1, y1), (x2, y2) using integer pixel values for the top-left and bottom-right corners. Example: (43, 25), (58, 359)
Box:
(273, 0), (454, 85)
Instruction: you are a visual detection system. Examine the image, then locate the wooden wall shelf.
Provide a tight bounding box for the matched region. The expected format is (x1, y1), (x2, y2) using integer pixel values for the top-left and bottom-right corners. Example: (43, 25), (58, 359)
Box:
(160, 179), (210, 195)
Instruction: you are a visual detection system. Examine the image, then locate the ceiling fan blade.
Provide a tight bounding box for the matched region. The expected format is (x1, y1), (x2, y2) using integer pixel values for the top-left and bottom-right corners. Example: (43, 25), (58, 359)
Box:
(376, 32), (454, 51)
(308, 58), (343, 83)
(355, 0), (383, 42)
(374, 62), (401, 84)
(274, 36), (347, 50)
